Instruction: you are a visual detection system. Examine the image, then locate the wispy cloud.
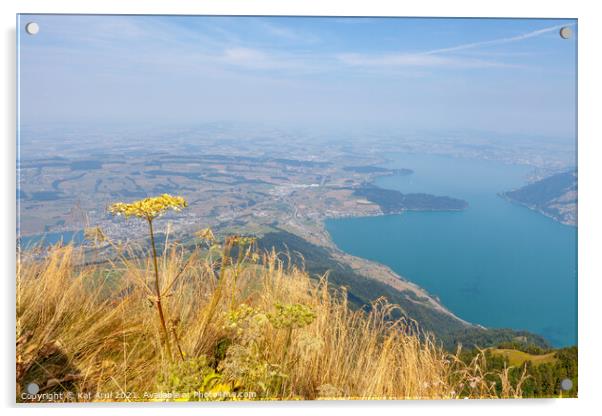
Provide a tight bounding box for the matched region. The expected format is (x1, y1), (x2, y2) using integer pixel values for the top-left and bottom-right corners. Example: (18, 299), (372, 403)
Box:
(219, 47), (313, 71)
(335, 23), (572, 69)
(337, 53), (514, 69)
(259, 22), (320, 44)
(24, 17), (573, 78)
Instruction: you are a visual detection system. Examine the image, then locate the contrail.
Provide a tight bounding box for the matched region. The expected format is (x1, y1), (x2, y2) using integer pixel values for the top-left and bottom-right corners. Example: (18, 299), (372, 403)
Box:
(423, 23), (575, 55)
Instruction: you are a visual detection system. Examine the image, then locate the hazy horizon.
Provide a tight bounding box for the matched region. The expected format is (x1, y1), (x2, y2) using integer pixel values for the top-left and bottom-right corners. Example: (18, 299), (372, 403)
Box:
(18, 15), (576, 138)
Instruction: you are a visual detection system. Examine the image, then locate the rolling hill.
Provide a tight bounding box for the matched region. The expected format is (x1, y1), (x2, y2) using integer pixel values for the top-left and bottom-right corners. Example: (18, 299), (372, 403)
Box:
(502, 170), (577, 226)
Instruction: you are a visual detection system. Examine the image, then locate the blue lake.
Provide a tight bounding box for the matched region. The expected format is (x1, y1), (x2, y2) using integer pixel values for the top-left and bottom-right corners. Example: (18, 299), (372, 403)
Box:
(19, 230), (85, 248)
(326, 153), (577, 347)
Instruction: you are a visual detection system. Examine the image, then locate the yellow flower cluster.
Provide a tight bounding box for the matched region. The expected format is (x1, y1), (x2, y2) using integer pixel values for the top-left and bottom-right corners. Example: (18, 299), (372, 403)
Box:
(226, 304), (259, 328)
(108, 194), (188, 221)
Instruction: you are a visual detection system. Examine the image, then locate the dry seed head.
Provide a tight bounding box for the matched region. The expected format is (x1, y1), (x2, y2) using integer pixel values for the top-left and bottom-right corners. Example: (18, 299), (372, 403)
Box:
(195, 228), (215, 241)
(84, 226), (106, 244)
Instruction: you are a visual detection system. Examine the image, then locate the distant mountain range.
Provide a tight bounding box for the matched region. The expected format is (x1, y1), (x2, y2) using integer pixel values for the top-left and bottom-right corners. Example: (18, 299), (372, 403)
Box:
(501, 170), (577, 226)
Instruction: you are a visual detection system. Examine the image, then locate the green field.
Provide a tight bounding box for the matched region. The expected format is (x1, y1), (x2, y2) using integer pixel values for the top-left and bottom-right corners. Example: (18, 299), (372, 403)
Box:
(490, 348), (558, 367)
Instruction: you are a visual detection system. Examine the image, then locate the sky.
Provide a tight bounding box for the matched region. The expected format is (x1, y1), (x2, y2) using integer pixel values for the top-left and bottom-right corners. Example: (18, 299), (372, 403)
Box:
(18, 15), (577, 138)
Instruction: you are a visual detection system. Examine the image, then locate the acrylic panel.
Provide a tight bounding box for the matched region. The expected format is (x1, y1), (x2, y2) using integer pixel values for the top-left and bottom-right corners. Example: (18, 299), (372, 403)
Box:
(16, 14), (577, 402)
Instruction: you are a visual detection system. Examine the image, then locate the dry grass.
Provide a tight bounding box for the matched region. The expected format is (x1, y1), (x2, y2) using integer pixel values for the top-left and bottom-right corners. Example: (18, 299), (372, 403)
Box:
(16, 241), (526, 401)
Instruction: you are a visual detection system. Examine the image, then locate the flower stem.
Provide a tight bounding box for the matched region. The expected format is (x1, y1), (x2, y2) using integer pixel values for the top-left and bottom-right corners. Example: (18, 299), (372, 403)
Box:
(148, 218), (172, 361)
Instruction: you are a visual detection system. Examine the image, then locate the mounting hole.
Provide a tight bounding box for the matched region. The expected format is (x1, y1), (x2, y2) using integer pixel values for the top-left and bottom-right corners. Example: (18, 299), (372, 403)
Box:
(26, 382), (40, 394)
(25, 22), (39, 36)
(560, 378), (573, 391)
(559, 26), (572, 40)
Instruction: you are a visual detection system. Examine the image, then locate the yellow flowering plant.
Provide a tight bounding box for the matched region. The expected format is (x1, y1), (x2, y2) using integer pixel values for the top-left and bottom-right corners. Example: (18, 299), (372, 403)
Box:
(108, 194), (187, 221)
(108, 194), (188, 361)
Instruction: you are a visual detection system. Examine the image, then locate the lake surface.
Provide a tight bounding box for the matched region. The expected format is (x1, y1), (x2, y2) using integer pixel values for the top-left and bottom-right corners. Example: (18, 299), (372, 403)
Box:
(326, 153), (577, 347)
(19, 230), (85, 248)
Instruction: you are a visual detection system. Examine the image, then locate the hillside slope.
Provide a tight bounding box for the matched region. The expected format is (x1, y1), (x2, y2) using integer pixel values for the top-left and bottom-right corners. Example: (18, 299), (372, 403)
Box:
(502, 170), (577, 225)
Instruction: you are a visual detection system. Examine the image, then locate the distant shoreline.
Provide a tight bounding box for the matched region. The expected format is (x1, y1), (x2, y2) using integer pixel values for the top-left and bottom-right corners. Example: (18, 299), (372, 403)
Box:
(499, 192), (577, 227)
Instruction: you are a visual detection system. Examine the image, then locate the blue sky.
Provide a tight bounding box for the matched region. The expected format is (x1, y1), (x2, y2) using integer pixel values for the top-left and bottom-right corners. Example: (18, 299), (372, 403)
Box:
(18, 15), (576, 138)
